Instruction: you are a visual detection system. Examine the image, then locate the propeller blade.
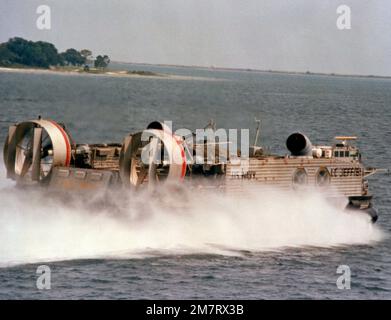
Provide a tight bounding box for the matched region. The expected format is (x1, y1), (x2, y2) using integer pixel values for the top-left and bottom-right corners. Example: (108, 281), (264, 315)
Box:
(19, 149), (33, 177)
(6, 125), (17, 178)
(31, 127), (43, 181)
(19, 128), (35, 178)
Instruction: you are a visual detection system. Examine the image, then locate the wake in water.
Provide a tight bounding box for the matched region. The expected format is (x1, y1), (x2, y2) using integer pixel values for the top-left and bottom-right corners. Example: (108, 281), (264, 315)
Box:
(0, 163), (384, 267)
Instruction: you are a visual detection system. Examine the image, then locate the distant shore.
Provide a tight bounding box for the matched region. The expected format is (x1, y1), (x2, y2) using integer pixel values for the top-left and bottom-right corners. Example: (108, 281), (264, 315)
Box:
(0, 66), (220, 81)
(2, 63), (390, 81)
(115, 61), (391, 80)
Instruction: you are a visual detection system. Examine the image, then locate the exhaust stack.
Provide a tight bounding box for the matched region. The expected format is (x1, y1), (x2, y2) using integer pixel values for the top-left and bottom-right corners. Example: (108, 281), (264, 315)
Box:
(286, 132), (313, 156)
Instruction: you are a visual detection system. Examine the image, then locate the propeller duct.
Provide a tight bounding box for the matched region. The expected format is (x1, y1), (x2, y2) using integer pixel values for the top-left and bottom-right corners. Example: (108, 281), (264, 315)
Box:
(119, 123), (186, 189)
(3, 119), (72, 183)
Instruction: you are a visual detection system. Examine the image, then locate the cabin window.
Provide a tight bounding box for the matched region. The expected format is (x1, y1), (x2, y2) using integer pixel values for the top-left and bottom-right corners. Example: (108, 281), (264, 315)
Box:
(350, 151), (358, 158)
(334, 151), (338, 157)
(345, 151), (350, 157)
(292, 168), (308, 187)
(316, 168), (331, 186)
(339, 151), (344, 157)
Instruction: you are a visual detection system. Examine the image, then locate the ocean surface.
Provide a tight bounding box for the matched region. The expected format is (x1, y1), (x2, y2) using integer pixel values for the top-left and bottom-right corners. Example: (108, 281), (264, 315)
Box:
(0, 64), (390, 299)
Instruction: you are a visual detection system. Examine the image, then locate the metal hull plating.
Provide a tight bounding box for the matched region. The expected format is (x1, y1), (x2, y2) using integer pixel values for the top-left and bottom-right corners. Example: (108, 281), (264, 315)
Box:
(225, 157), (364, 197)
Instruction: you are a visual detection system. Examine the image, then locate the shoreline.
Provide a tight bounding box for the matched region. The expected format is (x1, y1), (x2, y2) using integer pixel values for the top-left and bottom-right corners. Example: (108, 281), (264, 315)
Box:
(2, 64), (390, 81)
(115, 61), (391, 80)
(0, 66), (221, 81)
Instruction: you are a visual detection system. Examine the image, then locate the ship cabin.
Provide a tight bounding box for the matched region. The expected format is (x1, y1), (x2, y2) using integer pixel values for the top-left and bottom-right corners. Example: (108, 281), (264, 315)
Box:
(331, 136), (360, 161)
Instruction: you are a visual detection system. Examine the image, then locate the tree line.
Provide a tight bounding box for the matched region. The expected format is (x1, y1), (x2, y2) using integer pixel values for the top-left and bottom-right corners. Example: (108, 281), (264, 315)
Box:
(0, 37), (110, 69)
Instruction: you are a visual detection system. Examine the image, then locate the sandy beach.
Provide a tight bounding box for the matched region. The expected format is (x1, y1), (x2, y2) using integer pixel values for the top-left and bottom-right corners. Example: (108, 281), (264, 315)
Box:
(0, 66), (221, 81)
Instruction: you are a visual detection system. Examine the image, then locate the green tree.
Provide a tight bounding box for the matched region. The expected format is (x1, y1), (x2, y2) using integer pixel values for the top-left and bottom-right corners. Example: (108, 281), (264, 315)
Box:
(94, 55), (110, 68)
(5, 37), (32, 66)
(80, 49), (93, 66)
(80, 49), (92, 59)
(60, 48), (86, 66)
(36, 41), (60, 66)
(0, 37), (61, 68)
(0, 37), (93, 69)
(0, 43), (17, 66)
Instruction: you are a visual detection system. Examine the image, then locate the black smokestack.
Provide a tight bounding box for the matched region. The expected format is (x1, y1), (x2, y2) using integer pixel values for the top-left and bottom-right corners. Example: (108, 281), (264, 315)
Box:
(286, 132), (312, 156)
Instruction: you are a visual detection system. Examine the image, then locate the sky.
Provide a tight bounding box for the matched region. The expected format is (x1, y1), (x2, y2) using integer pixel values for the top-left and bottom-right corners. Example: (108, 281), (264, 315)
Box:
(0, 0), (390, 76)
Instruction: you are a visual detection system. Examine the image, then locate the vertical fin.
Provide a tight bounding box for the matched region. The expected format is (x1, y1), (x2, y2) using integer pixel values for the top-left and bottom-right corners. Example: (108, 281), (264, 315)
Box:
(31, 127), (43, 181)
(6, 125), (17, 179)
(119, 135), (133, 185)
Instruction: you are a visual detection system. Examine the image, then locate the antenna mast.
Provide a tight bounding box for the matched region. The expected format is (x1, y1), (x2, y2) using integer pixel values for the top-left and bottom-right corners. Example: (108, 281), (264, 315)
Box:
(254, 117), (261, 147)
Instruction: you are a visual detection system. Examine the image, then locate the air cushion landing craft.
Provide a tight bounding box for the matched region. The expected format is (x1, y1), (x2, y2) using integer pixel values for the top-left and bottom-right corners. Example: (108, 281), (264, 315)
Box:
(3, 118), (384, 222)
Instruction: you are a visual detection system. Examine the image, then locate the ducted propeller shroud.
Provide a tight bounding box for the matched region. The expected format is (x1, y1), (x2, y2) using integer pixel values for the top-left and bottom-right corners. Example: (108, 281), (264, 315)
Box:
(3, 119), (72, 182)
(119, 121), (187, 189)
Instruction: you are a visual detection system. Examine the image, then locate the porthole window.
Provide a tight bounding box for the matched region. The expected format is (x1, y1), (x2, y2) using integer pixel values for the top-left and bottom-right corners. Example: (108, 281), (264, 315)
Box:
(316, 167), (331, 186)
(292, 168), (308, 187)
